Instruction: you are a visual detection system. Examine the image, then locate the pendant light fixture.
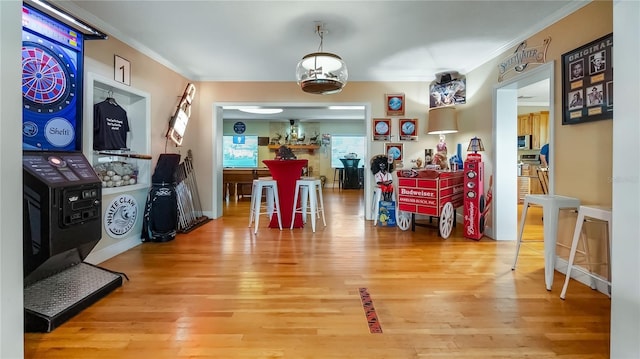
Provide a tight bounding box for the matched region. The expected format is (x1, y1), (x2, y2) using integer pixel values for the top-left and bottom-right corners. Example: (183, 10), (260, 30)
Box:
(296, 23), (348, 95)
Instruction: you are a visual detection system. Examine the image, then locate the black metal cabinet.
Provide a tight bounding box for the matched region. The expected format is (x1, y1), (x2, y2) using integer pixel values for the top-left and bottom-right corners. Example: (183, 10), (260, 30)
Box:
(340, 158), (361, 189)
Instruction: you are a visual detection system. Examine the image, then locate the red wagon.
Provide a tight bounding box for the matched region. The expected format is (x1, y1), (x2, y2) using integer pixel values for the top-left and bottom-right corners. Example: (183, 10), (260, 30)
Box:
(395, 169), (464, 238)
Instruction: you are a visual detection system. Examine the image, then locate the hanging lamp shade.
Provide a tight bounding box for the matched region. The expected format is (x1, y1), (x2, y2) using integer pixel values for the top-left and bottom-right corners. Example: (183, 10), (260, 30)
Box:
(427, 107), (458, 134)
(296, 24), (348, 95)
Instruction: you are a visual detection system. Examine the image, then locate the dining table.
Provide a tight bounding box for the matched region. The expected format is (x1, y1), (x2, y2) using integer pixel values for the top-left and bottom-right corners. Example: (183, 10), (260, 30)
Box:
(262, 159), (308, 229)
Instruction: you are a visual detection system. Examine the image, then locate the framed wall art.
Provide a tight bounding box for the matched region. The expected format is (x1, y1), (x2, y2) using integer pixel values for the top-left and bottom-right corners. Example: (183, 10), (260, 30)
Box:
(429, 75), (466, 109)
(561, 33), (613, 125)
(114, 55), (131, 86)
(384, 142), (403, 164)
(372, 118), (392, 141)
(398, 118), (418, 141)
(385, 93), (405, 116)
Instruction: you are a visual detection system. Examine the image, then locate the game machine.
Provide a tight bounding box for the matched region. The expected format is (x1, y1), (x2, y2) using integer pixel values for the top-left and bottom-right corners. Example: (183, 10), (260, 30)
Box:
(463, 137), (492, 240)
(21, 2), (122, 332)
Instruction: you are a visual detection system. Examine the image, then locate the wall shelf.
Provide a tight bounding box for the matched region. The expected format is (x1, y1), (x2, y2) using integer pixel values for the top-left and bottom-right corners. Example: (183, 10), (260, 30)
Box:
(82, 72), (152, 264)
(268, 144), (320, 153)
(84, 72), (152, 193)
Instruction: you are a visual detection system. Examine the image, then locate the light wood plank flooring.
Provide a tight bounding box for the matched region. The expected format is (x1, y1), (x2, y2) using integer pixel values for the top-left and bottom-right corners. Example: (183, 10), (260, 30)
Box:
(24, 189), (610, 358)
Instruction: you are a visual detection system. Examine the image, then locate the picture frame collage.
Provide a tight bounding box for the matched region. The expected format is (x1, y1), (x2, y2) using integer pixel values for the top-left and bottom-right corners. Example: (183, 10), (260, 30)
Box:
(374, 93), (416, 162)
(561, 33), (613, 125)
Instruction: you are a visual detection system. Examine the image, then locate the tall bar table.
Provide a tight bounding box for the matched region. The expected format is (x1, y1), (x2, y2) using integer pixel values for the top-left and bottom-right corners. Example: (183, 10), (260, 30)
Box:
(263, 159), (308, 228)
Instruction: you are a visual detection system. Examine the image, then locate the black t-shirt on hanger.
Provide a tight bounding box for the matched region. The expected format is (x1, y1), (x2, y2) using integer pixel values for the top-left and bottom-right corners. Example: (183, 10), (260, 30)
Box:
(93, 99), (130, 150)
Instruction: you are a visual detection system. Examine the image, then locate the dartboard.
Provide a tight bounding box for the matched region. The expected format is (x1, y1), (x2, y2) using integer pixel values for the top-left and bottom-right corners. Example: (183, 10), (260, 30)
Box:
(22, 42), (74, 113)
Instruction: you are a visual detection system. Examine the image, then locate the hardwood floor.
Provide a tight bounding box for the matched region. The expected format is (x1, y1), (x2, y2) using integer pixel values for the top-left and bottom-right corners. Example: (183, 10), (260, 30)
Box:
(24, 189), (610, 358)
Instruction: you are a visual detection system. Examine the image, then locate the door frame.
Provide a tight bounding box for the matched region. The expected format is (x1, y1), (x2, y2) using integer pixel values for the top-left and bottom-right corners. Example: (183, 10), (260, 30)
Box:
(492, 61), (555, 240)
(210, 102), (371, 219)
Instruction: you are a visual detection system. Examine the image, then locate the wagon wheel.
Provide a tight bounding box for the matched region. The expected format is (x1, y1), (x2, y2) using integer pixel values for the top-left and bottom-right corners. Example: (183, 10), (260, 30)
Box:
(396, 207), (411, 231)
(439, 202), (455, 239)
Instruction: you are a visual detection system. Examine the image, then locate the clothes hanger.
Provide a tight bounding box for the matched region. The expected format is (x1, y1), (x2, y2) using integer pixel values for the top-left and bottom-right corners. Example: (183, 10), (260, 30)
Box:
(106, 89), (118, 105)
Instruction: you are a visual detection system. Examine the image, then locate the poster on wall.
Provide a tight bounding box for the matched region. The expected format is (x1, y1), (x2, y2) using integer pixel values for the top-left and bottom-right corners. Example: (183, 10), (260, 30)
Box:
(561, 33), (613, 125)
(385, 93), (405, 116)
(398, 118), (418, 141)
(372, 118), (392, 141)
(429, 74), (466, 109)
(384, 142), (403, 164)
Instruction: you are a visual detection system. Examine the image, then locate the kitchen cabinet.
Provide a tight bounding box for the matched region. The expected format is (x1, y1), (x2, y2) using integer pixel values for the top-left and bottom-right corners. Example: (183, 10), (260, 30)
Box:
(517, 114), (532, 136)
(530, 176), (544, 195)
(517, 173), (545, 203)
(531, 111), (549, 149)
(517, 176), (530, 203)
(518, 111), (548, 149)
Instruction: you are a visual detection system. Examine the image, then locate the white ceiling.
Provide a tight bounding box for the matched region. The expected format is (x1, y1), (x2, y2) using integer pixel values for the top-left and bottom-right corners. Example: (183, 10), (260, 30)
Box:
(56, 0), (570, 119)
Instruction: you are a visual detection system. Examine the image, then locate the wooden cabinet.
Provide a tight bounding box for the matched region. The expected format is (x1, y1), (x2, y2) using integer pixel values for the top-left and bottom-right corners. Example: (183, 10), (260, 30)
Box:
(223, 168), (271, 200)
(517, 114), (532, 136)
(518, 174), (545, 203)
(530, 176), (544, 195)
(517, 176), (530, 203)
(518, 111), (548, 149)
(531, 111), (549, 149)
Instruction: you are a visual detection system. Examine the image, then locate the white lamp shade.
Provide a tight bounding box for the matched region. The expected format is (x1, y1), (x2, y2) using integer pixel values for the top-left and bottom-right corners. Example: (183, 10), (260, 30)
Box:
(427, 107), (458, 134)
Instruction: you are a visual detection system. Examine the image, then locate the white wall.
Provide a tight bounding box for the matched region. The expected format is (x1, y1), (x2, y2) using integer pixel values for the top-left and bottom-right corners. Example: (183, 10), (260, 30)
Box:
(611, 1), (640, 357)
(0, 1), (25, 358)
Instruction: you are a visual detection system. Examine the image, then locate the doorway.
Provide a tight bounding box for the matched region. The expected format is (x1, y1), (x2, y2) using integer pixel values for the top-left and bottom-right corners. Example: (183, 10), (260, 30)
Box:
(493, 62), (555, 240)
(211, 102), (372, 220)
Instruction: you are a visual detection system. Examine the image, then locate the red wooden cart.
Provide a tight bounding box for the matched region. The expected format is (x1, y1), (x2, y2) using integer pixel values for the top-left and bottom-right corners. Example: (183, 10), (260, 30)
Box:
(395, 169), (464, 238)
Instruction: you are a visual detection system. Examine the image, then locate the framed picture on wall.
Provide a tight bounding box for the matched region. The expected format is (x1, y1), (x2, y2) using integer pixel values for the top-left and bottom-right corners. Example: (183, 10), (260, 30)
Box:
(385, 93), (405, 116)
(561, 33), (613, 125)
(398, 118), (418, 141)
(384, 142), (403, 164)
(372, 118), (391, 141)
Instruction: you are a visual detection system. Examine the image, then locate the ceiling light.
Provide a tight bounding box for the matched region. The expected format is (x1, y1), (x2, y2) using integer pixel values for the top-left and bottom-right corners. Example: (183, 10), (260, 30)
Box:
(328, 105), (365, 110)
(296, 23), (348, 95)
(26, 0), (107, 39)
(238, 108), (283, 115)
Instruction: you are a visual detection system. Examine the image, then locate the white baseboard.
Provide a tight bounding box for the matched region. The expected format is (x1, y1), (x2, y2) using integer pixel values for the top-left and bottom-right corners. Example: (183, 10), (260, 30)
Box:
(554, 257), (611, 297)
(84, 237), (142, 265)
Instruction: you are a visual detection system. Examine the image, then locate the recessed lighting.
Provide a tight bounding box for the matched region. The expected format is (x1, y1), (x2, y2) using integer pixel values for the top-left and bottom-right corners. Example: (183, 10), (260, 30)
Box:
(238, 108), (283, 114)
(328, 105), (365, 110)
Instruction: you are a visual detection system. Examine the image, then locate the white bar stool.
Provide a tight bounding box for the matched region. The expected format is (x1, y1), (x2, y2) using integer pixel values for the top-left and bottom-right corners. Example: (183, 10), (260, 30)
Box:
(291, 177), (326, 232)
(372, 187), (382, 225)
(512, 194), (580, 291)
(248, 177), (282, 234)
(560, 205), (612, 299)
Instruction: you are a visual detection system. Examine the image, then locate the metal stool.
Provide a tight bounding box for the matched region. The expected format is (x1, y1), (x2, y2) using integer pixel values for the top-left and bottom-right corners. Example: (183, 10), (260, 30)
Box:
(512, 194), (580, 291)
(372, 187), (382, 225)
(560, 205), (612, 299)
(333, 168), (344, 189)
(291, 177), (326, 232)
(248, 177), (282, 234)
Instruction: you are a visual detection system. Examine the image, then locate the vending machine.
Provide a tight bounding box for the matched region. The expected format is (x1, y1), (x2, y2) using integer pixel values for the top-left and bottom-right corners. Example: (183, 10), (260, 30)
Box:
(463, 153), (484, 240)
